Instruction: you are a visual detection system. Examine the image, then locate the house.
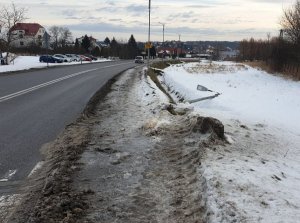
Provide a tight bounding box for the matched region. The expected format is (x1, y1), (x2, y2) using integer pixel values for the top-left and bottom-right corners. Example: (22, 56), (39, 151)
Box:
(96, 41), (109, 48)
(9, 23), (49, 48)
(219, 47), (239, 60)
(157, 47), (186, 58)
(76, 36), (101, 51)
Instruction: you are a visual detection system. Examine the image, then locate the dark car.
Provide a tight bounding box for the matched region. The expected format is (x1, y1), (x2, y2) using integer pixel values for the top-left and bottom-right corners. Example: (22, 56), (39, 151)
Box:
(39, 55), (63, 63)
(135, 56), (144, 63)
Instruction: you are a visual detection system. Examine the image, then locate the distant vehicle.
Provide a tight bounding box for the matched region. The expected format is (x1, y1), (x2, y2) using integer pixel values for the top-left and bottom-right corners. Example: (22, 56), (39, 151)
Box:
(53, 54), (71, 62)
(79, 55), (92, 62)
(135, 56), (144, 63)
(84, 54), (98, 61)
(39, 55), (63, 63)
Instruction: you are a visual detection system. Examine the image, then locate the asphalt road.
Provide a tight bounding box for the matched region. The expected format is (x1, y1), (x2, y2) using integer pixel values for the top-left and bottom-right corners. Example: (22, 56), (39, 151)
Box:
(0, 60), (137, 187)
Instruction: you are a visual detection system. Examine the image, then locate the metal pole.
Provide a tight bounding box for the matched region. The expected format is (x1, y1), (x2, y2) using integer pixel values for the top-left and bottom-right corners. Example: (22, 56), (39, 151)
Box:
(46, 33), (49, 68)
(162, 24), (164, 61)
(177, 34), (181, 59)
(159, 22), (165, 60)
(147, 0), (151, 70)
(163, 25), (165, 44)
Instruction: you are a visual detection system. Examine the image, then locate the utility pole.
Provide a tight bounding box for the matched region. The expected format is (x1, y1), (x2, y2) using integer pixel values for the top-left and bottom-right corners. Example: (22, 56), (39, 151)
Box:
(177, 34), (181, 58)
(45, 32), (49, 68)
(159, 22), (165, 60)
(159, 22), (165, 45)
(147, 0), (151, 70)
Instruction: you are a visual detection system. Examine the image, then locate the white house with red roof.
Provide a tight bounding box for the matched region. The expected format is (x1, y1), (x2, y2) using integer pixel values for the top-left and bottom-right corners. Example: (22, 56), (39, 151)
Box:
(9, 23), (49, 48)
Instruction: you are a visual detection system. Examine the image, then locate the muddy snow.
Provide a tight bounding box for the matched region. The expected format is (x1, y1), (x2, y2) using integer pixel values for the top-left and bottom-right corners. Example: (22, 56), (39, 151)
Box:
(73, 67), (224, 222)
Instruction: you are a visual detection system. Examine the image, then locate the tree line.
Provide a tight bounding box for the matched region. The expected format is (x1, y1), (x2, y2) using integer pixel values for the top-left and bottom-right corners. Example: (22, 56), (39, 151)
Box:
(238, 0), (300, 78)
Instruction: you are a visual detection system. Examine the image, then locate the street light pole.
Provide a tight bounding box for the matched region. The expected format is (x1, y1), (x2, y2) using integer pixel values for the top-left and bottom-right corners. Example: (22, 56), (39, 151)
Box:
(147, 0), (151, 70)
(177, 34), (181, 58)
(159, 23), (165, 45)
(159, 22), (165, 60)
(45, 32), (49, 68)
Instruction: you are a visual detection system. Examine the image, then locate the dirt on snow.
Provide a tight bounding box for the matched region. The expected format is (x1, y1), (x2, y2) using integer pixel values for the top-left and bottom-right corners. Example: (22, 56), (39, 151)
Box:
(6, 66), (225, 223)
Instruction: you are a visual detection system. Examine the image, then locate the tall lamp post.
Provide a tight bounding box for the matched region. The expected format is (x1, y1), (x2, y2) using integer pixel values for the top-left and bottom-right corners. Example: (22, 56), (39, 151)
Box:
(147, 0), (151, 69)
(159, 22), (165, 60)
(159, 22), (165, 45)
(177, 34), (181, 58)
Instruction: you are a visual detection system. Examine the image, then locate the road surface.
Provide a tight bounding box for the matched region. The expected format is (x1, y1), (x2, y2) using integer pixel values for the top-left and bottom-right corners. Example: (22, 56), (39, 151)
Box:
(0, 60), (136, 192)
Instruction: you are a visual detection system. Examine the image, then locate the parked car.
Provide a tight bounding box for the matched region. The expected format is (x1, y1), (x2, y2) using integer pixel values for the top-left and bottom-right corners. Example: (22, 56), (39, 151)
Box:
(53, 54), (71, 62)
(79, 55), (92, 62)
(65, 54), (79, 62)
(73, 54), (82, 61)
(84, 54), (98, 61)
(134, 56), (144, 63)
(39, 55), (63, 63)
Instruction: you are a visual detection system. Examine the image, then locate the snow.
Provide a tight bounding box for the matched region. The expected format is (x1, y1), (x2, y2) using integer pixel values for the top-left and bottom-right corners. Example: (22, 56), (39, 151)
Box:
(162, 60), (300, 222)
(163, 61), (300, 135)
(0, 55), (112, 73)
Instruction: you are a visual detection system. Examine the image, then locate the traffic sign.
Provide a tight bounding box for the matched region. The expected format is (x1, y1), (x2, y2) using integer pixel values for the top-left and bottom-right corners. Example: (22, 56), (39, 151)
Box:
(145, 42), (152, 49)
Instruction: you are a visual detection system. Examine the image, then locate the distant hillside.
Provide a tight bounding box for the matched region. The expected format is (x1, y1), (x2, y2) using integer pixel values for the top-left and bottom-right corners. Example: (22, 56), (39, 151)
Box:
(185, 41), (240, 50)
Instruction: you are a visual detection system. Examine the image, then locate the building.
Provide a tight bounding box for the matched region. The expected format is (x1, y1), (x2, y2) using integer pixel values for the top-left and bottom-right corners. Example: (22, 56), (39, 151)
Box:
(157, 47), (186, 58)
(76, 36), (101, 51)
(219, 47), (239, 60)
(9, 23), (49, 48)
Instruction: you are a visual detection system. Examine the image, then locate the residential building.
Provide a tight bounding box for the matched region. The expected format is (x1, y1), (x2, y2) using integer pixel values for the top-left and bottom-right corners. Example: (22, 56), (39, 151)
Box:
(76, 36), (101, 51)
(9, 23), (49, 48)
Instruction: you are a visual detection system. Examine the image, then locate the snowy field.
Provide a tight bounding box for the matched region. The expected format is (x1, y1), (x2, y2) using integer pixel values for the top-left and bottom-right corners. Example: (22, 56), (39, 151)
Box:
(0, 55), (111, 73)
(162, 61), (300, 222)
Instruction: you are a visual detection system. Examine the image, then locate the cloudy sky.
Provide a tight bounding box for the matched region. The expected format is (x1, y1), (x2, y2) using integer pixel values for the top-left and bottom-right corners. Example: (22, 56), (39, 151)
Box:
(0, 0), (294, 42)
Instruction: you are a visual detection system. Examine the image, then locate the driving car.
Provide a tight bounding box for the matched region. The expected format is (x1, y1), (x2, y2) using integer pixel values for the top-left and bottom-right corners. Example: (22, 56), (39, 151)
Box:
(134, 56), (144, 63)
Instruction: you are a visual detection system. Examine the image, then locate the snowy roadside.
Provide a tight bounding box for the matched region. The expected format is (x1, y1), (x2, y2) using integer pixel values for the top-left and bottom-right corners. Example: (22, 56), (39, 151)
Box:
(160, 60), (300, 222)
(3, 61), (299, 222)
(0, 55), (112, 73)
(5, 65), (225, 222)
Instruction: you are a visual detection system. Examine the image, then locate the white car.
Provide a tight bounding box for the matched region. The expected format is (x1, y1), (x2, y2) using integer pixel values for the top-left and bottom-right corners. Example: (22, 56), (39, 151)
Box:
(53, 54), (71, 62)
(134, 56), (144, 63)
(65, 54), (80, 62)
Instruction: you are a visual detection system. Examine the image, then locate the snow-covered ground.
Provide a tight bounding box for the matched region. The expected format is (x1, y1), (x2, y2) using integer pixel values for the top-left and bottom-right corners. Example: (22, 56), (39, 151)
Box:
(161, 61), (300, 222)
(0, 55), (111, 73)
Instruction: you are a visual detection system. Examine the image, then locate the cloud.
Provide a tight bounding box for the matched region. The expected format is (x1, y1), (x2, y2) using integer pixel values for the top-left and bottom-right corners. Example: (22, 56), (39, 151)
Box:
(11, 0), (288, 41)
(66, 22), (146, 34)
(167, 11), (197, 21)
(125, 4), (148, 13)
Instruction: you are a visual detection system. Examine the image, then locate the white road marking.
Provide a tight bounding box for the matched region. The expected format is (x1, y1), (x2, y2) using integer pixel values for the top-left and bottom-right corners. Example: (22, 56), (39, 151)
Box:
(0, 61), (133, 103)
(0, 169), (17, 182)
(0, 68), (98, 103)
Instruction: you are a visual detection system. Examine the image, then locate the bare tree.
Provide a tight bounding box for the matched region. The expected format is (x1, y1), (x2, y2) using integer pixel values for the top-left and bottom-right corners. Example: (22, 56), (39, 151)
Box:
(48, 26), (61, 49)
(59, 27), (72, 47)
(49, 26), (73, 49)
(281, 0), (300, 44)
(0, 2), (27, 64)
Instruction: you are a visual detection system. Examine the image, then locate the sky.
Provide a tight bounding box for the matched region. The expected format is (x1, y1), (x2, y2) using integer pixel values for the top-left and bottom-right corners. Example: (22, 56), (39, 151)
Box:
(0, 0), (295, 42)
